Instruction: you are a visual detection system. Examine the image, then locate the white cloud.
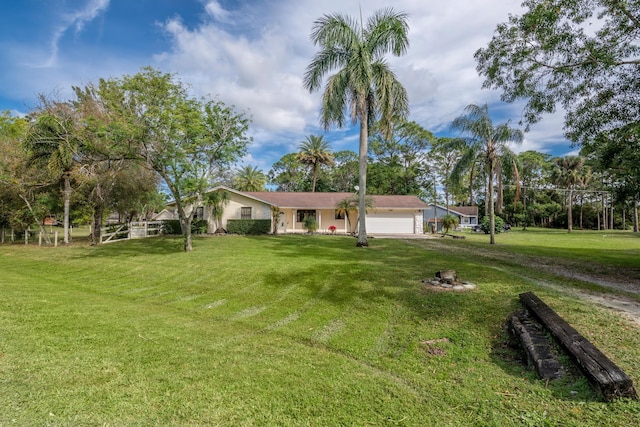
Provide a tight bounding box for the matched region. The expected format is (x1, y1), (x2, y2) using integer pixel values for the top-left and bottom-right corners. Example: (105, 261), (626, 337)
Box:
(2, 0), (574, 170)
(46, 0), (110, 67)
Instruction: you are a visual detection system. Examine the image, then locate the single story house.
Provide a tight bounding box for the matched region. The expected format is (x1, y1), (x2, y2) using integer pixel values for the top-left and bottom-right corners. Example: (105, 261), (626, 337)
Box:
(159, 186), (429, 235)
(424, 204), (479, 231)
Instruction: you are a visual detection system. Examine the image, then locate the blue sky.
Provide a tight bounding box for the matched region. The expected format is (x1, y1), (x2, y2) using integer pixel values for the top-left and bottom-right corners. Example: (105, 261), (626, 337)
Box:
(0, 0), (576, 173)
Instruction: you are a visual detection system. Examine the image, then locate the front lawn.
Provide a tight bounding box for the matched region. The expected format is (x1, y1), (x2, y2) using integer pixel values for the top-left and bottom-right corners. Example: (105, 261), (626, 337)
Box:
(1, 234), (638, 425)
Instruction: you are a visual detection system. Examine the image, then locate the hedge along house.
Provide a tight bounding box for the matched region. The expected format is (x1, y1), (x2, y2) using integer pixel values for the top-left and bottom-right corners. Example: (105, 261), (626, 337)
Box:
(159, 186), (429, 235)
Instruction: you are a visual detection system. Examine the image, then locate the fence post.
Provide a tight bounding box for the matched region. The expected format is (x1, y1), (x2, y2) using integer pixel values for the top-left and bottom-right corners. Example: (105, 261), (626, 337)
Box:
(55, 232), (58, 247)
(39, 231), (42, 246)
(25, 229), (29, 245)
(11, 229), (14, 242)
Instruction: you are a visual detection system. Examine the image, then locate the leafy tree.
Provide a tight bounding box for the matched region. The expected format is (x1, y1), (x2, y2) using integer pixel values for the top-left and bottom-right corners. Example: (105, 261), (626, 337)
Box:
(99, 68), (251, 252)
(451, 104), (523, 244)
(234, 165), (266, 191)
(430, 137), (465, 213)
(329, 150), (358, 192)
(369, 121), (432, 197)
(475, 0), (640, 142)
(517, 150), (551, 213)
(304, 7), (410, 247)
(268, 153), (309, 192)
(296, 135), (334, 192)
(0, 113), (56, 242)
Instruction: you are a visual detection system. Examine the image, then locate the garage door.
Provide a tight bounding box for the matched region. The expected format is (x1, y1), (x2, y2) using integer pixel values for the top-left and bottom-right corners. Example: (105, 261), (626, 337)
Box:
(366, 211), (415, 234)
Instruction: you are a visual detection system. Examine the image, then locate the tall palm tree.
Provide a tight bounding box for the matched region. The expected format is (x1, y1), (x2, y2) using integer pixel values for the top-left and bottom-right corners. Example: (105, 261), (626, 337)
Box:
(304, 7), (410, 247)
(552, 156), (584, 233)
(451, 104), (523, 244)
(296, 135), (334, 192)
(234, 165), (266, 191)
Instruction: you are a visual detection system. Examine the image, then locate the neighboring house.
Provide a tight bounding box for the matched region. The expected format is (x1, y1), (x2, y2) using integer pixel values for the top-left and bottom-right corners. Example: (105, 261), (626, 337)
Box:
(424, 204), (479, 231)
(161, 186), (428, 235)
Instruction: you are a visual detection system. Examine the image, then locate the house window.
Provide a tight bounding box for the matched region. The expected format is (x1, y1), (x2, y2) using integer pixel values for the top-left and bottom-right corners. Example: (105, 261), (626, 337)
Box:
(241, 207), (252, 220)
(193, 207), (204, 220)
(297, 210), (316, 223)
(334, 210), (345, 220)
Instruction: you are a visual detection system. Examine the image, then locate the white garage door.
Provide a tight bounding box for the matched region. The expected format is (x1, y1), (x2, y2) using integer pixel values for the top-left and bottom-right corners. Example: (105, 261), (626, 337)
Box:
(366, 211), (415, 234)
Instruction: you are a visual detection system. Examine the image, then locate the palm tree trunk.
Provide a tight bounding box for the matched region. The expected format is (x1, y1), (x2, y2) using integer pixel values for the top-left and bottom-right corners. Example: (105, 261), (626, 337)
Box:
(468, 163), (475, 206)
(488, 157), (496, 245)
(63, 173), (71, 244)
(357, 114), (369, 247)
(579, 192), (584, 229)
(312, 163), (318, 192)
(496, 163), (503, 215)
(489, 160), (496, 245)
(567, 188), (573, 233)
(633, 197), (639, 233)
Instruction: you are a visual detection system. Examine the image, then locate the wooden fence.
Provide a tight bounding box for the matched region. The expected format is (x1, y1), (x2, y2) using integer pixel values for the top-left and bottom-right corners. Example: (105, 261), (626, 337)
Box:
(100, 221), (163, 244)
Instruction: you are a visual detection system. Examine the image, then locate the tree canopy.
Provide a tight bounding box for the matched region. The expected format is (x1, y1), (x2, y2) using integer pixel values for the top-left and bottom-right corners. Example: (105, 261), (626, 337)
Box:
(475, 0), (640, 146)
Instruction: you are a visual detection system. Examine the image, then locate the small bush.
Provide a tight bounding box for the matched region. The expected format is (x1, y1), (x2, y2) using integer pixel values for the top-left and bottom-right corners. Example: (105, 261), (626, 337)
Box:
(227, 219), (271, 235)
(480, 215), (505, 234)
(161, 219), (209, 235)
(162, 220), (182, 235)
(303, 216), (318, 233)
(192, 219), (208, 234)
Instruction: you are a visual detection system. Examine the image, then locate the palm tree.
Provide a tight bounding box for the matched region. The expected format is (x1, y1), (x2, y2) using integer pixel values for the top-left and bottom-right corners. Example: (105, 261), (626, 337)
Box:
(304, 7), (410, 247)
(23, 100), (80, 244)
(296, 135), (334, 192)
(451, 104), (523, 244)
(552, 156), (584, 233)
(234, 165), (266, 191)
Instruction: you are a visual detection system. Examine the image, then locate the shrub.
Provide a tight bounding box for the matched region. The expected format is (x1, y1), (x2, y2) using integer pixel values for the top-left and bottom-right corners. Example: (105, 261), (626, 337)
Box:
(303, 216), (318, 233)
(192, 219), (208, 234)
(480, 215), (505, 234)
(161, 219), (209, 235)
(162, 220), (182, 235)
(227, 219), (271, 235)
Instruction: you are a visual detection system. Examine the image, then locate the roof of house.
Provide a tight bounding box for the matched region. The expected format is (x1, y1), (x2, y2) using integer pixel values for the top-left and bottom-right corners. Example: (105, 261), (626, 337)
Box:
(244, 191), (429, 209)
(426, 203), (479, 217)
(450, 206), (478, 216)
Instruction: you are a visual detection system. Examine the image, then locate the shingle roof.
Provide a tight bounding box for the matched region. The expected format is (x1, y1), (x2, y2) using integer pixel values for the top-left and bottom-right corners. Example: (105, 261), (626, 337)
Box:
(450, 206), (479, 216)
(244, 192), (428, 209)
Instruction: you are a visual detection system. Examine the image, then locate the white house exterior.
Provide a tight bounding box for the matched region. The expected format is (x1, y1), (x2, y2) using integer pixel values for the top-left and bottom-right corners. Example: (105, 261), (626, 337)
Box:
(160, 186), (428, 235)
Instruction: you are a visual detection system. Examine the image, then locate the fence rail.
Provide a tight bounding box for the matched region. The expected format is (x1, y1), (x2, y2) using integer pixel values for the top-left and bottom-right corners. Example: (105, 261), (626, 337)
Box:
(101, 221), (164, 244)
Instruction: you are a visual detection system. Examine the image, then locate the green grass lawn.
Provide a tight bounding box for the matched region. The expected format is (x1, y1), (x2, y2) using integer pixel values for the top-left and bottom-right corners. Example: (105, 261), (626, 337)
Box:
(1, 232), (639, 425)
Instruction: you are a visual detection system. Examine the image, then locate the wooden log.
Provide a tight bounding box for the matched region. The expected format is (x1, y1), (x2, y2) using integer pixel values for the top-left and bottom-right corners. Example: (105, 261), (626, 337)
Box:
(508, 311), (564, 380)
(520, 291), (638, 401)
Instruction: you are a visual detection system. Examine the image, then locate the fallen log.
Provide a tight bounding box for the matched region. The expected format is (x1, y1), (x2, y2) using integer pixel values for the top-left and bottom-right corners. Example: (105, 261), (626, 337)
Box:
(508, 311), (564, 381)
(520, 291), (638, 401)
